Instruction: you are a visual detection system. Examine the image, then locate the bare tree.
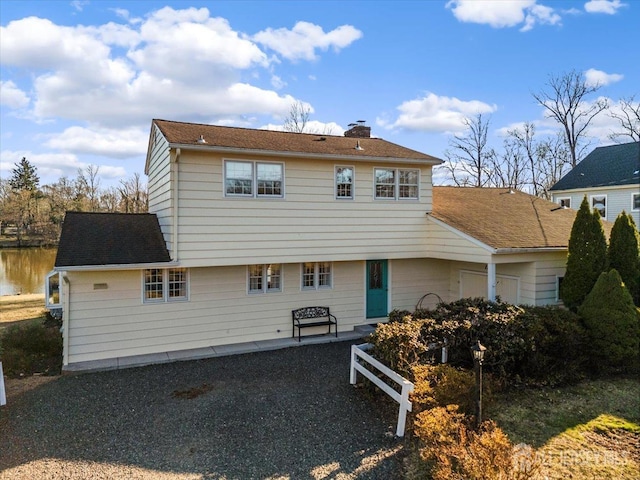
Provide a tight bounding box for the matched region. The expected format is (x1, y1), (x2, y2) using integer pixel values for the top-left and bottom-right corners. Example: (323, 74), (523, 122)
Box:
(532, 70), (608, 167)
(118, 173), (148, 213)
(535, 133), (572, 199)
(609, 95), (640, 143)
(283, 100), (311, 133)
(444, 114), (496, 187)
(490, 137), (528, 191)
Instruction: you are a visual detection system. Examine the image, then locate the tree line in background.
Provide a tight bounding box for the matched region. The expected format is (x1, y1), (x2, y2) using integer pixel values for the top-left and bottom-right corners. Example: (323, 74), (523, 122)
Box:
(441, 70), (638, 196)
(0, 158), (147, 245)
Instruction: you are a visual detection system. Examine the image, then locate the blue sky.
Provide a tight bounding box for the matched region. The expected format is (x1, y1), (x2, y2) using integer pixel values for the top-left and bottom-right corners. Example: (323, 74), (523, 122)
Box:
(1, 0), (638, 187)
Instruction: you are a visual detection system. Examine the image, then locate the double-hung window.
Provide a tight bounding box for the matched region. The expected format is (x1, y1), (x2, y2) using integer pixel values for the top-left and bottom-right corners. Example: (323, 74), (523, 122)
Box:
(632, 193), (640, 211)
(248, 264), (282, 294)
(225, 160), (284, 198)
(336, 166), (354, 199)
(374, 168), (419, 200)
(558, 197), (571, 208)
(301, 262), (332, 290)
(144, 268), (188, 303)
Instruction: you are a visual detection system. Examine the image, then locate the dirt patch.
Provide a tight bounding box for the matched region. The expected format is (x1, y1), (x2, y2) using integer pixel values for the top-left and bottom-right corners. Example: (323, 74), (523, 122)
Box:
(2, 375), (58, 403)
(0, 294), (46, 324)
(172, 383), (214, 399)
(583, 429), (640, 464)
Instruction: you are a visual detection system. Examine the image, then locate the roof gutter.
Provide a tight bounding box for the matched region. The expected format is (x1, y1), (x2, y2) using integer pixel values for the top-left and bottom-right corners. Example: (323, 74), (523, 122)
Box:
(54, 261), (180, 272)
(168, 142), (443, 166)
(494, 247), (567, 254)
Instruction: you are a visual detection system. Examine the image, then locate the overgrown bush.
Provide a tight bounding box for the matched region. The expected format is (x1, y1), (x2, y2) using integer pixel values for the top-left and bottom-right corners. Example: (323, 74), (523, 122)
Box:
(407, 405), (539, 480)
(369, 298), (589, 387)
(578, 269), (640, 369)
(517, 306), (588, 385)
(0, 320), (62, 376)
(410, 364), (478, 416)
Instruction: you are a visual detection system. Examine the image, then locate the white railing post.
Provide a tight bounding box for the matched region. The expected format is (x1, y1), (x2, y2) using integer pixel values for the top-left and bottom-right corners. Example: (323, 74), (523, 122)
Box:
(350, 344), (358, 385)
(0, 362), (6, 406)
(397, 380), (414, 436)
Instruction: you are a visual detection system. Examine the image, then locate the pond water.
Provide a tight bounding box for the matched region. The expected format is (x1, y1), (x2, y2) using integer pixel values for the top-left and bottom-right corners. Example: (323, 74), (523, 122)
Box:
(0, 248), (57, 296)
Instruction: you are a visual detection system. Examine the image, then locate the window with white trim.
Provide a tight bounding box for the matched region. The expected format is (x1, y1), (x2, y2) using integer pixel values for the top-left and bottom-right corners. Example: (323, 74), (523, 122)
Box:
(558, 197), (571, 208)
(225, 160), (283, 198)
(374, 168), (419, 200)
(632, 193), (640, 211)
(335, 166), (354, 199)
(301, 262), (332, 290)
(590, 194), (607, 219)
(248, 264), (282, 294)
(143, 268), (189, 302)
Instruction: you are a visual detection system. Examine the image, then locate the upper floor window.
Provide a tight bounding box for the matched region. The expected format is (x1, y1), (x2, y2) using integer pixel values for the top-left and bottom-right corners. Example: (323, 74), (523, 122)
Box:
(558, 197), (571, 208)
(590, 194), (606, 219)
(144, 268), (188, 303)
(336, 166), (354, 199)
(225, 160), (283, 198)
(632, 193), (640, 211)
(248, 264), (282, 294)
(374, 168), (419, 200)
(302, 262), (332, 290)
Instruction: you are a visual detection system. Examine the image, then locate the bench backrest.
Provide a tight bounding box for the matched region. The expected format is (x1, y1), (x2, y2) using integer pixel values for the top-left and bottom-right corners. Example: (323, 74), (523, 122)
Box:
(292, 306), (330, 321)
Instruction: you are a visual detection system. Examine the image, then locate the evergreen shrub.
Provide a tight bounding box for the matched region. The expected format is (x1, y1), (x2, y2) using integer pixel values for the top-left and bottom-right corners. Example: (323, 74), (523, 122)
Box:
(578, 269), (640, 369)
(608, 212), (640, 306)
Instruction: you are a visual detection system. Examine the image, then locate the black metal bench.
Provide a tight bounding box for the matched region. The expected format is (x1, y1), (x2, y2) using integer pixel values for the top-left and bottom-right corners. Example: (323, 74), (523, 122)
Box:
(292, 306), (338, 342)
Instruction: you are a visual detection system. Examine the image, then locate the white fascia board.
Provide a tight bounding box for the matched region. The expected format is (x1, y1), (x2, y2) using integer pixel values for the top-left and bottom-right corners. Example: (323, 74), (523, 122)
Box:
(494, 247), (567, 254)
(169, 142), (443, 166)
(54, 261), (180, 272)
(426, 214), (496, 253)
(552, 184), (637, 195)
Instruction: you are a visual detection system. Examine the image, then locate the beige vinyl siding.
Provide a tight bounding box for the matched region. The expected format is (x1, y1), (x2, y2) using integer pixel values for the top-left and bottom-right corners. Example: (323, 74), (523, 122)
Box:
(391, 258), (452, 310)
(174, 150), (434, 266)
(424, 220), (492, 263)
(146, 126), (173, 253)
(64, 262), (369, 364)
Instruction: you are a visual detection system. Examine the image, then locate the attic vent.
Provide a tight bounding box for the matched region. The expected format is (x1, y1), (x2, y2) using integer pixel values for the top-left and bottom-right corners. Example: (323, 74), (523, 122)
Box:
(197, 135), (207, 144)
(355, 140), (364, 151)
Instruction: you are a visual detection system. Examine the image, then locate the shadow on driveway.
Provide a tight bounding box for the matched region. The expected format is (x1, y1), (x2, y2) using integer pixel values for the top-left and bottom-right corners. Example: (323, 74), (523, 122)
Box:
(0, 341), (404, 479)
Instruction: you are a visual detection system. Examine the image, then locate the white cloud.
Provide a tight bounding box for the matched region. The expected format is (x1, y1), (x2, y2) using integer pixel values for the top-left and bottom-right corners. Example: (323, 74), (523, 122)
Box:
(377, 92), (497, 133)
(584, 68), (624, 87)
(253, 21), (363, 61)
(262, 121), (344, 135)
(0, 80), (30, 109)
(584, 0), (626, 14)
(271, 75), (287, 90)
(44, 126), (148, 158)
(446, 0), (561, 31)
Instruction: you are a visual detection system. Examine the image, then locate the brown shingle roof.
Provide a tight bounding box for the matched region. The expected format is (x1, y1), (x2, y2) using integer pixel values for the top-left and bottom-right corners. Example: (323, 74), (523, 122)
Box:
(153, 119), (442, 163)
(431, 187), (612, 250)
(55, 212), (171, 267)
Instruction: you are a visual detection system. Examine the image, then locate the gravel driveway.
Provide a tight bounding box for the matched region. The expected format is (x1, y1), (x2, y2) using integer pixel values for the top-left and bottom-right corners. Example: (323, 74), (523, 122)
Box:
(0, 341), (404, 479)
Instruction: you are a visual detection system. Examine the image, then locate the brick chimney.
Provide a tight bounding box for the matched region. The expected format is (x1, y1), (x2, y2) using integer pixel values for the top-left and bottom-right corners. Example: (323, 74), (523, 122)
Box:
(344, 120), (371, 138)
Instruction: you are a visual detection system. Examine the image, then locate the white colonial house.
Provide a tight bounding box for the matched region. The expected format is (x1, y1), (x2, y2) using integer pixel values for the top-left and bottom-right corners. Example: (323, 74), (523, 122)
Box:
(47, 119), (590, 372)
(550, 141), (640, 228)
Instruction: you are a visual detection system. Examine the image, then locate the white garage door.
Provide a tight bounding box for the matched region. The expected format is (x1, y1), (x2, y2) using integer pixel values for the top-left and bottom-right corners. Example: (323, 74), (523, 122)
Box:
(460, 270), (520, 305)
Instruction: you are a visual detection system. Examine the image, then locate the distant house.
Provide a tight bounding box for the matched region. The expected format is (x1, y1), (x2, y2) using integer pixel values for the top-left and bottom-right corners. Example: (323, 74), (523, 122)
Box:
(550, 141), (640, 228)
(48, 119), (592, 372)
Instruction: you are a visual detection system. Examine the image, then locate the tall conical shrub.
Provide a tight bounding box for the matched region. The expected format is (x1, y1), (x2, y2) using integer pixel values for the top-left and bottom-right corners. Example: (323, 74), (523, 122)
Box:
(560, 196), (608, 311)
(578, 269), (640, 368)
(608, 212), (640, 306)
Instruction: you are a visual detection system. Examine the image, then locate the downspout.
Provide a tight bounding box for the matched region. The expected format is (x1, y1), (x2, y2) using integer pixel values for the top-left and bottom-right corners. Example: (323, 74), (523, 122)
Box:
(487, 263), (496, 301)
(62, 273), (70, 367)
(172, 148), (180, 261)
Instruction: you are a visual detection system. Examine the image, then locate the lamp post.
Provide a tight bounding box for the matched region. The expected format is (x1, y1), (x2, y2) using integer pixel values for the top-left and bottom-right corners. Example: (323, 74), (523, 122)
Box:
(470, 340), (486, 428)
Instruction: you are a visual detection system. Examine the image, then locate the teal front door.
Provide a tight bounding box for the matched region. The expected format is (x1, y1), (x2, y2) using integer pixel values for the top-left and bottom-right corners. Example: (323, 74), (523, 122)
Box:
(366, 260), (388, 318)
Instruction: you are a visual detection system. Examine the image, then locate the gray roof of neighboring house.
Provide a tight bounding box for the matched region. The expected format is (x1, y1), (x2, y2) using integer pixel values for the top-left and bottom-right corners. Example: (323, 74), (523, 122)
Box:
(550, 141), (640, 191)
(55, 212), (171, 267)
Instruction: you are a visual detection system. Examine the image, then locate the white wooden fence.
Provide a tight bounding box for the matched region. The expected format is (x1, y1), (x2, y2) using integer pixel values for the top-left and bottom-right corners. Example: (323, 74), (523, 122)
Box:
(0, 362), (6, 406)
(350, 343), (414, 437)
